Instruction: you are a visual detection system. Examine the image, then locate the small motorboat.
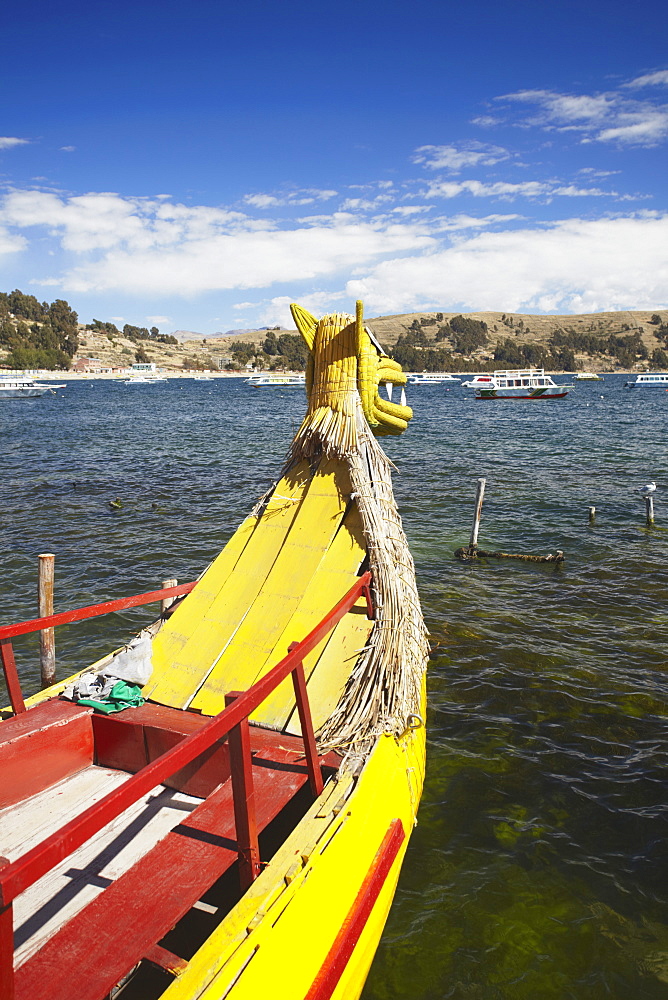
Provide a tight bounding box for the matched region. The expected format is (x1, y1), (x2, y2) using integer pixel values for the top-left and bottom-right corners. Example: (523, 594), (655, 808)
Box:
(0, 300), (428, 1000)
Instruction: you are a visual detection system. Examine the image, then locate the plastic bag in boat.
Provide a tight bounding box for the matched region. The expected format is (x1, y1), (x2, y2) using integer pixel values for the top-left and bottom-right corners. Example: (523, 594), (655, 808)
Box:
(105, 630), (153, 686)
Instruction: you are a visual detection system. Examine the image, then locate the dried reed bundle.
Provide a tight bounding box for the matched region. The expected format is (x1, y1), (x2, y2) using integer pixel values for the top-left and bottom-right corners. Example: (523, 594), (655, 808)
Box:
(286, 303), (429, 764)
(287, 312), (360, 462)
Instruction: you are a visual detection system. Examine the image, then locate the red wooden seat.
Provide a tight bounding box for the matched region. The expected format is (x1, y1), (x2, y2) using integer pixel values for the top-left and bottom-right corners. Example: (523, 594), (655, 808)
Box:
(15, 744), (310, 1000)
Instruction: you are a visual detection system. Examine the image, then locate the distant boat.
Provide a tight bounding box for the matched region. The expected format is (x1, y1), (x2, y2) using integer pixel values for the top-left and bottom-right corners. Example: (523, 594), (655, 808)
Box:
(461, 374), (495, 389)
(624, 372), (668, 389)
(246, 374), (305, 387)
(122, 376), (168, 384)
(473, 368), (572, 399)
(193, 376), (215, 381)
(0, 375), (65, 398)
(574, 372), (603, 381)
(407, 373), (460, 384)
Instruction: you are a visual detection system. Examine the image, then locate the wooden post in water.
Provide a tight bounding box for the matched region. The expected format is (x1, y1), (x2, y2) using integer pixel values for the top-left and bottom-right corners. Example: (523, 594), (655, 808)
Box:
(469, 478), (486, 554)
(588, 506), (596, 524)
(161, 578), (178, 614)
(38, 553), (56, 689)
(646, 496), (655, 524)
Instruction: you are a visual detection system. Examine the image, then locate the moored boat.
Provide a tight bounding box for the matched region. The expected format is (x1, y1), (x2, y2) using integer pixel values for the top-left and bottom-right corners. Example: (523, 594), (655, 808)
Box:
(246, 373), (306, 387)
(407, 372), (460, 384)
(460, 373), (495, 389)
(0, 300), (427, 1000)
(624, 372), (668, 388)
(574, 372), (603, 381)
(473, 368), (572, 399)
(0, 375), (66, 398)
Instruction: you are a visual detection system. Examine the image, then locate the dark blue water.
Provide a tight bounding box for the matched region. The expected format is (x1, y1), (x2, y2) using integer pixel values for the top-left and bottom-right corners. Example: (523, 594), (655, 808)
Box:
(2, 375), (667, 998)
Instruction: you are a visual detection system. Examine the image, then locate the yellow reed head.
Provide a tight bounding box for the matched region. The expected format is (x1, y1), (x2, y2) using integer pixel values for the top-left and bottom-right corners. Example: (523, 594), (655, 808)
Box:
(290, 300), (412, 437)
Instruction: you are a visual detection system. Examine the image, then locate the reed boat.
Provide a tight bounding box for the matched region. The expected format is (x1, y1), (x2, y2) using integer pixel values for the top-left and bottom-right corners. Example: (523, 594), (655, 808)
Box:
(0, 301), (428, 1000)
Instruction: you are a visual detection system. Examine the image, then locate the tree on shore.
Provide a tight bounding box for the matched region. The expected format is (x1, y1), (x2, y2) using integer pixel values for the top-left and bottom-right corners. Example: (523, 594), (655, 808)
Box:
(5, 346), (71, 369)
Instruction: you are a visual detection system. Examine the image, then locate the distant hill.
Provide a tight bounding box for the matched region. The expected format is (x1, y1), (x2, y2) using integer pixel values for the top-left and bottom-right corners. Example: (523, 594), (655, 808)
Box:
(370, 309), (668, 374)
(170, 329), (208, 342)
(170, 328), (275, 342)
(1, 293), (666, 373)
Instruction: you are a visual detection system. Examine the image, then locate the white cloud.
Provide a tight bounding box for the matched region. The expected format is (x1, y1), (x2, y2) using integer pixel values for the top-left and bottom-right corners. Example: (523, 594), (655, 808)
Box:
(413, 142), (510, 172)
(627, 70), (668, 88)
(1, 190), (258, 255)
(60, 145), (76, 152)
(501, 89), (614, 123)
(436, 213), (521, 231)
(243, 188), (337, 208)
(0, 137), (29, 150)
(243, 194), (281, 208)
(577, 167), (620, 177)
(391, 205), (430, 216)
(0, 227), (27, 254)
(259, 292), (345, 329)
(595, 113), (668, 145)
(146, 315), (170, 324)
(494, 85), (668, 147)
(0, 189), (433, 295)
(339, 195), (394, 211)
(421, 178), (617, 201)
(346, 213), (668, 315)
(470, 115), (502, 127)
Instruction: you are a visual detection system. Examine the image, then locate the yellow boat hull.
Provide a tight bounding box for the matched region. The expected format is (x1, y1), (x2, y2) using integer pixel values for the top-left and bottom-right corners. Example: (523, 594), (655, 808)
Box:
(161, 692), (426, 1000)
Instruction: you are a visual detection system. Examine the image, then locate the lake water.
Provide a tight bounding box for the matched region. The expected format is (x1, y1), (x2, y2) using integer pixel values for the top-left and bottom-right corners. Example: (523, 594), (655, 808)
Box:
(1, 374), (667, 999)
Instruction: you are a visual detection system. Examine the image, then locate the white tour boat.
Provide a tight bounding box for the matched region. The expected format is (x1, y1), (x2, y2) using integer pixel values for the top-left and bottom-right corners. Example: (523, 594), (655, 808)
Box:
(246, 373), (306, 387)
(407, 372), (460, 384)
(574, 372), (603, 381)
(473, 368), (572, 400)
(0, 375), (66, 399)
(624, 372), (668, 389)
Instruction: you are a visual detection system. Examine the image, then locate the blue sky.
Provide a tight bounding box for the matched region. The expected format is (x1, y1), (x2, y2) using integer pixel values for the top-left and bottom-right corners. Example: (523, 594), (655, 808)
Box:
(1, 0), (667, 334)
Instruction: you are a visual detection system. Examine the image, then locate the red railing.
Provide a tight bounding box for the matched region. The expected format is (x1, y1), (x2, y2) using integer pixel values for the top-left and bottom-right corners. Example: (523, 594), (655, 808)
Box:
(0, 570), (373, 990)
(0, 581), (198, 715)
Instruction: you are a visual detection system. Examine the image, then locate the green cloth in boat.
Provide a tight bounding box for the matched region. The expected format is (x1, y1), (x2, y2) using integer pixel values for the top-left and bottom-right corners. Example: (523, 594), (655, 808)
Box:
(78, 680), (145, 714)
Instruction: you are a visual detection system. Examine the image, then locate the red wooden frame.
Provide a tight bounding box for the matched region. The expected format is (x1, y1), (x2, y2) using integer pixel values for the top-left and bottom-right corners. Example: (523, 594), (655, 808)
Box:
(0, 570), (373, 998)
(0, 581), (197, 715)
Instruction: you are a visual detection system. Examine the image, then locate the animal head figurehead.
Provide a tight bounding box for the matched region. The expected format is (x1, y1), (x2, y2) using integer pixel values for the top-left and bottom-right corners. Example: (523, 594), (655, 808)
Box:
(290, 301), (412, 451)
